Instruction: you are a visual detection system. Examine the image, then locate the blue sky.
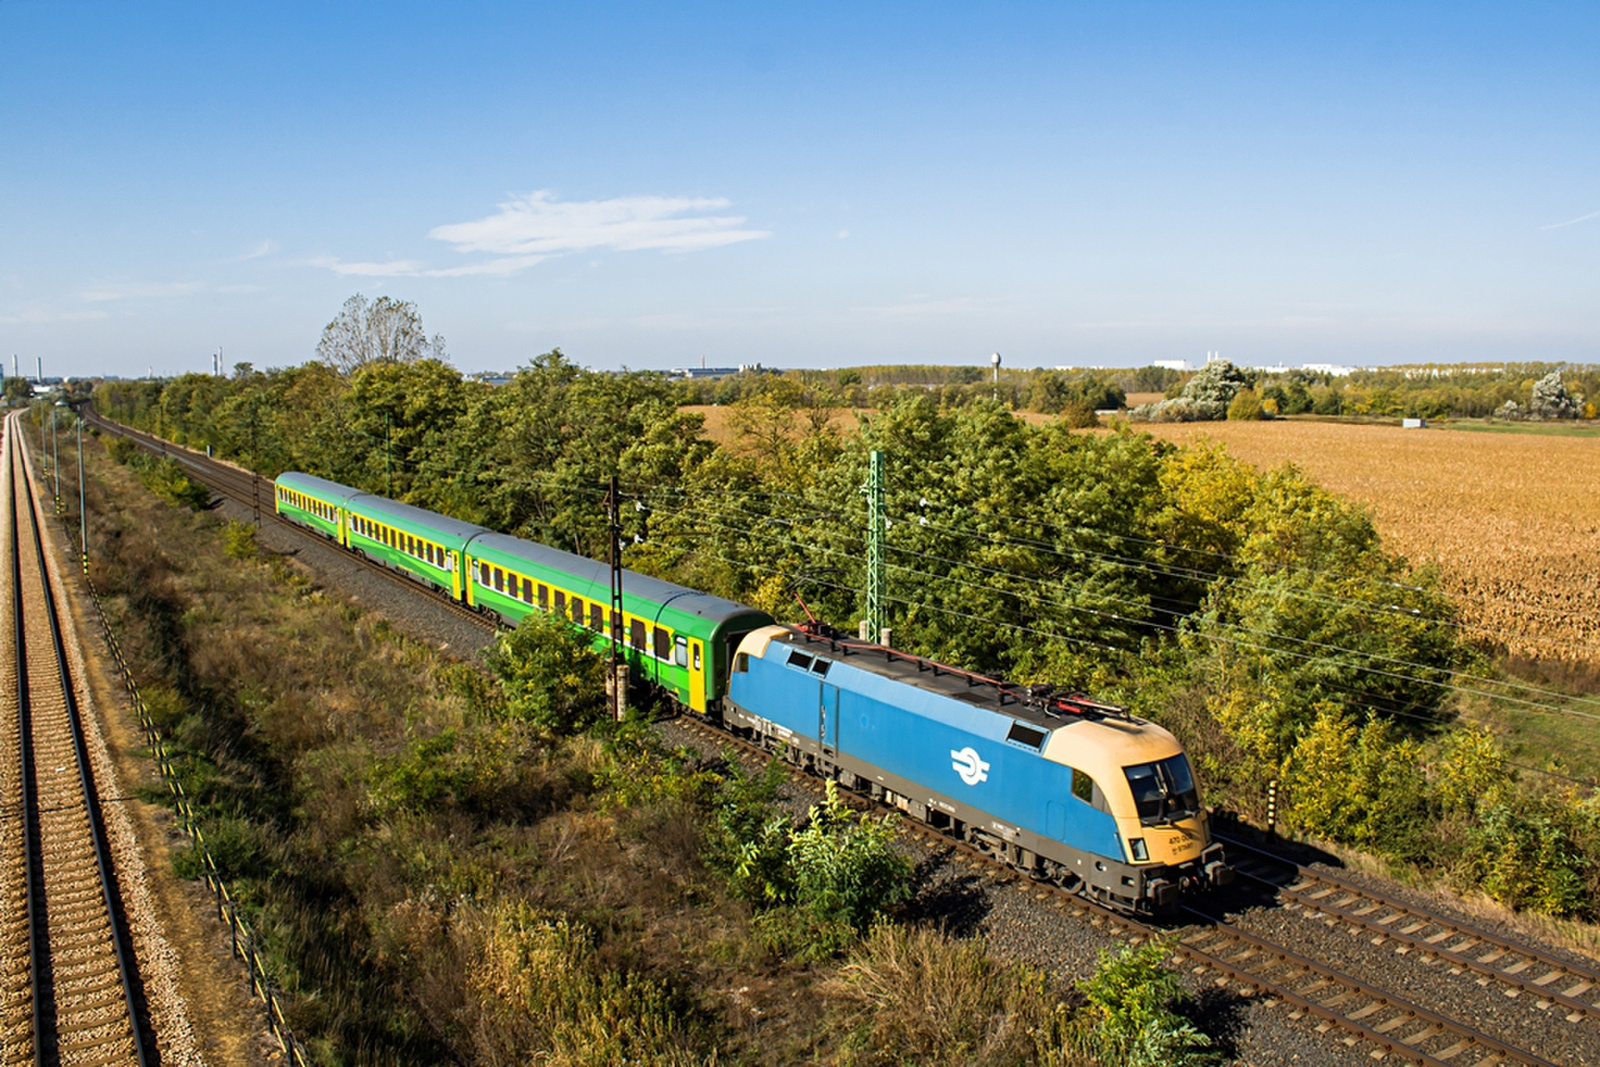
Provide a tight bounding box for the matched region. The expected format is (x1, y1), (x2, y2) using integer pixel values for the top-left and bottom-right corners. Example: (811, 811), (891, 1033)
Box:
(2, 2), (1596, 377)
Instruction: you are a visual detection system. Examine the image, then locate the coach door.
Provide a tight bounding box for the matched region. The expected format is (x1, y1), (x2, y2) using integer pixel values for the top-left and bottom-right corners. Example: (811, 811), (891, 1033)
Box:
(688, 640), (706, 713)
(448, 551), (460, 600)
(818, 682), (840, 755)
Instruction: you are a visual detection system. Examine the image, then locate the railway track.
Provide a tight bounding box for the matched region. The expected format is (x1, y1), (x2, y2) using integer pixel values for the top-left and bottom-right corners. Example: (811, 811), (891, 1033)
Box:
(83, 411), (1595, 1065)
(0, 412), (151, 1065)
(1216, 830), (1600, 1024)
(80, 405), (490, 632)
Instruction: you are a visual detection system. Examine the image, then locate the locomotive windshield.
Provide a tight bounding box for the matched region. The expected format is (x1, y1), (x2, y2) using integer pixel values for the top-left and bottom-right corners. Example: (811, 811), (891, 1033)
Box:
(1123, 755), (1201, 825)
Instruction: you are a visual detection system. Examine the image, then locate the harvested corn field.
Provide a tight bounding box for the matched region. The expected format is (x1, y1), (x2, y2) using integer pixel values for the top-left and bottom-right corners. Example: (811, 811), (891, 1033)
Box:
(1128, 419), (1600, 670)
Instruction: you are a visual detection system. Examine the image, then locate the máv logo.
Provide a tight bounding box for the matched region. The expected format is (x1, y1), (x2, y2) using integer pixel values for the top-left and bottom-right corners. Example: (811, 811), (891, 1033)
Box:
(950, 747), (990, 786)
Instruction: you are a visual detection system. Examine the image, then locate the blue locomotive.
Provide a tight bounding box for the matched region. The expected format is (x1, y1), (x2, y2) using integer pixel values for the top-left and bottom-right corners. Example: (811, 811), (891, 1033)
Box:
(725, 625), (1230, 914)
(275, 470), (1227, 913)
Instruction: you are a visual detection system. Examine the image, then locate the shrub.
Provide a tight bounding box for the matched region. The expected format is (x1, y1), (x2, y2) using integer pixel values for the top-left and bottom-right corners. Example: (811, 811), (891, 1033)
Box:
(1283, 707), (1431, 858)
(789, 782), (913, 934)
(828, 924), (1090, 1067)
(222, 520), (259, 560)
(468, 902), (712, 1066)
(707, 778), (914, 959)
(484, 611), (607, 733)
(1181, 360), (1249, 406)
(132, 455), (211, 510)
(105, 436), (139, 464)
(1465, 803), (1586, 916)
(1226, 387), (1266, 421)
(1077, 940), (1217, 1067)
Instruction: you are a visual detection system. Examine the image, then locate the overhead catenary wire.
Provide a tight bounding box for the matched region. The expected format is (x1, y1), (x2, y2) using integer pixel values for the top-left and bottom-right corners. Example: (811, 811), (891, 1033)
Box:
(637, 490), (1600, 719)
(668, 536), (1600, 789)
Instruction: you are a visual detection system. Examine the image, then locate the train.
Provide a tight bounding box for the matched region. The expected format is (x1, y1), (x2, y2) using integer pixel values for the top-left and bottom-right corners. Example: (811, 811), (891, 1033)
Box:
(275, 471), (1230, 914)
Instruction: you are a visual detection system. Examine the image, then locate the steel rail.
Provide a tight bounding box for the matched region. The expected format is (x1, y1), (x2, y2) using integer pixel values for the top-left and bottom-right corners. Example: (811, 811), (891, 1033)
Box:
(1215, 829), (1600, 1023)
(81, 409), (495, 633)
(12, 422), (49, 1064)
(9, 416), (152, 1066)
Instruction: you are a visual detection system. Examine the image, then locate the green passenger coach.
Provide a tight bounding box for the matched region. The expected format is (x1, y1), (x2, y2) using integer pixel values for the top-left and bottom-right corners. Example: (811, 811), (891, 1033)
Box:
(273, 472), (774, 714)
(345, 494), (490, 600)
(464, 533), (773, 713)
(275, 471), (358, 542)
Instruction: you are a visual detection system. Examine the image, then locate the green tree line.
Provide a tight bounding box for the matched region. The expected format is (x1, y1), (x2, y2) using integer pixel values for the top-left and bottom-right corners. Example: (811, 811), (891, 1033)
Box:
(93, 356), (1600, 917)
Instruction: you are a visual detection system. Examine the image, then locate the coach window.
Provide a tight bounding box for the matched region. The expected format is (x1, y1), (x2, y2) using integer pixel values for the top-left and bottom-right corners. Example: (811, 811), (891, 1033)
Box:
(653, 627), (671, 661)
(630, 619), (646, 650)
(554, 590), (565, 614)
(674, 636), (688, 667)
(522, 577), (534, 604)
(589, 603), (603, 630)
(570, 597), (585, 624)
(479, 561), (491, 585)
(538, 584), (549, 610)
(494, 568), (505, 592)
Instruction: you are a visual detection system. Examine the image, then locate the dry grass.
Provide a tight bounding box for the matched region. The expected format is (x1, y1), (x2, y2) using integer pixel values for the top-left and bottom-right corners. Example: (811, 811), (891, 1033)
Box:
(1120, 419), (1600, 671)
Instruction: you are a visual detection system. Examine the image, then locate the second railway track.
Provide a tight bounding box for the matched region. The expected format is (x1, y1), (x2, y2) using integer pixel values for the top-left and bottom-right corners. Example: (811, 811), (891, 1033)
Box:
(0, 412), (151, 1066)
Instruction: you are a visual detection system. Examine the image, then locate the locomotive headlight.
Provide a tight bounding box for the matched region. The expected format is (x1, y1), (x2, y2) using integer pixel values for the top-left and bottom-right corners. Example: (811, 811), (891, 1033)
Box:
(1129, 838), (1149, 862)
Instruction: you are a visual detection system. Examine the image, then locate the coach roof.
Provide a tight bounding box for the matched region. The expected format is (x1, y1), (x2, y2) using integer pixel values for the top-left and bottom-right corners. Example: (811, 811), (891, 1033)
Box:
(470, 533), (765, 625)
(347, 493), (492, 542)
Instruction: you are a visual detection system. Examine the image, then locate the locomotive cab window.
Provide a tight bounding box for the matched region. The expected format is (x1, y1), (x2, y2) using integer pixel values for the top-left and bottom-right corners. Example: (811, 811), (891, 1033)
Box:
(734, 652), (749, 673)
(1123, 755), (1200, 825)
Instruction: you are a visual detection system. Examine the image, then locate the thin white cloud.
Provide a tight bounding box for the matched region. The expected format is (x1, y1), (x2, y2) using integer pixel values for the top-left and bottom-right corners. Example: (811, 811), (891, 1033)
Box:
(79, 281), (205, 302)
(425, 255), (549, 277)
(309, 256), (427, 277)
(1541, 209), (1600, 230)
(429, 190), (770, 259)
(0, 307), (110, 324)
(311, 191), (767, 279)
(234, 239), (278, 260)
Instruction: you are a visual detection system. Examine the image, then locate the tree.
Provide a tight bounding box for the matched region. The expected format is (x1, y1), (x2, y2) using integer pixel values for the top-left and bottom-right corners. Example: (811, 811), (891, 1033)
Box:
(1528, 370), (1583, 419)
(1227, 387), (1266, 421)
(316, 293), (447, 374)
(3, 377), (33, 407)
